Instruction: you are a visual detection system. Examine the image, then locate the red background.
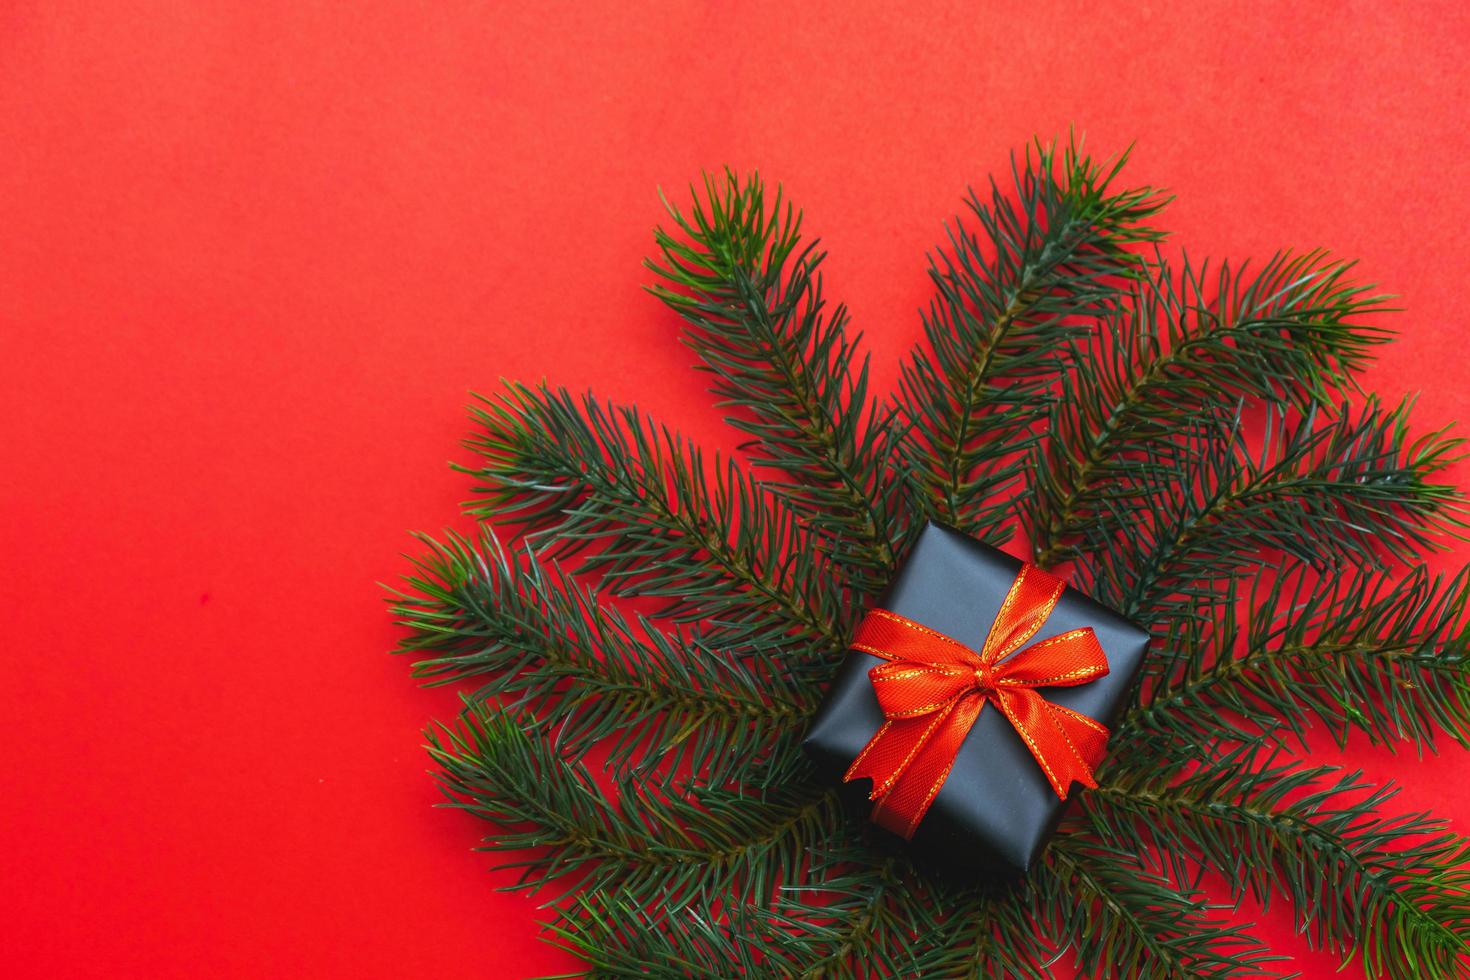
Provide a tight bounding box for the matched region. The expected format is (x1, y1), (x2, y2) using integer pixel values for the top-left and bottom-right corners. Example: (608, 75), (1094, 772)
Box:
(3, 3), (1469, 976)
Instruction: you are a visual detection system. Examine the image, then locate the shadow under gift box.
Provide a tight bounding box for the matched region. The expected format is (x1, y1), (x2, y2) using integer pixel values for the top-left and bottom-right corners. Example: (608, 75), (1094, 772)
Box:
(803, 522), (1151, 876)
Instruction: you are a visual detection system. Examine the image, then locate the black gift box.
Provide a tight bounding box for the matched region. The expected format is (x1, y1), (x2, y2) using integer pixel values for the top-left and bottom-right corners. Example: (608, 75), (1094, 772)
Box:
(803, 521), (1149, 875)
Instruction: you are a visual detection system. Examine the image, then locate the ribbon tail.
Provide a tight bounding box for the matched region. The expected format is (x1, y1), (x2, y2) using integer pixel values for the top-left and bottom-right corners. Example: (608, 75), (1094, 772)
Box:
(844, 710), (951, 801)
(996, 689), (1110, 800)
(866, 696), (984, 840)
(1045, 701), (1110, 783)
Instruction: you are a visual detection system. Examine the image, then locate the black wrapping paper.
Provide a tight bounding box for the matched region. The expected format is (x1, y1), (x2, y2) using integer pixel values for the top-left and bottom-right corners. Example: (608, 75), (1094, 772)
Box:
(803, 521), (1149, 875)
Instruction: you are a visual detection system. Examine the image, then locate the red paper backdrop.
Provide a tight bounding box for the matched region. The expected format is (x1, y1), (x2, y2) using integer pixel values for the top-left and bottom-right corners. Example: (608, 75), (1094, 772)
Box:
(3, 3), (1468, 976)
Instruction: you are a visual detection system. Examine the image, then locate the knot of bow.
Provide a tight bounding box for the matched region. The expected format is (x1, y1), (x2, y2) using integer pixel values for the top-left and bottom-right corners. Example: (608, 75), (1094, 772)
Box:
(843, 563), (1112, 839)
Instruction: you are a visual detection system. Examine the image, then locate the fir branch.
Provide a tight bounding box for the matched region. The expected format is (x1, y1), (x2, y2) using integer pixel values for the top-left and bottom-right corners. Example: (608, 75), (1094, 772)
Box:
(428, 701), (840, 909)
(1089, 756), (1470, 979)
(1031, 251), (1392, 567)
(1081, 399), (1464, 624)
(688, 831), (1032, 979)
(647, 170), (902, 594)
(1121, 564), (1470, 754)
(895, 137), (1167, 541)
(546, 892), (769, 978)
(766, 854), (990, 980)
(459, 382), (848, 655)
(392, 528), (814, 781)
(915, 879), (1056, 980)
(1041, 836), (1285, 979)
(555, 854), (978, 980)
(779, 861), (908, 980)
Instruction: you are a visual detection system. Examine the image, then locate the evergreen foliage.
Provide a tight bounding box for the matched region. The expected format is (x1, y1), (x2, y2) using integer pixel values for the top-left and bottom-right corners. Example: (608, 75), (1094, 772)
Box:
(392, 136), (1470, 977)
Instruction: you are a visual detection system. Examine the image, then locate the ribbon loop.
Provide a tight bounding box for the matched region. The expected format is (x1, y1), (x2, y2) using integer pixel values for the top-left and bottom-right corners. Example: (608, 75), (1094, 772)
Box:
(868, 661), (971, 719)
(843, 563), (1111, 839)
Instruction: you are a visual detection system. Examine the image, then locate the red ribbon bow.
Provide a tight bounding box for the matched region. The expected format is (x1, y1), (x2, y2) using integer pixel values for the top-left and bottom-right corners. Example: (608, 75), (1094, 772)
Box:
(843, 563), (1112, 839)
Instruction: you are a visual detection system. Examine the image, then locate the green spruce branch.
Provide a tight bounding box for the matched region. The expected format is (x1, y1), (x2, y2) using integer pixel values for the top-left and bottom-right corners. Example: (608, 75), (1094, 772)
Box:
(458, 383), (849, 656)
(1042, 837), (1284, 979)
(647, 170), (904, 594)
(894, 138), (1168, 543)
(1030, 251), (1391, 567)
(428, 702), (840, 909)
(1088, 754), (1470, 980)
(394, 529), (814, 782)
(1080, 398), (1463, 623)
(546, 893), (771, 978)
(1121, 564), (1470, 754)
